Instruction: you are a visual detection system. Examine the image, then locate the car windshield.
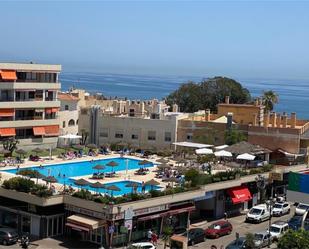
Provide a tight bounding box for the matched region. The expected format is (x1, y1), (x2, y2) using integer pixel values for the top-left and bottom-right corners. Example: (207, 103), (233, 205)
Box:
(254, 234), (264, 240)
(298, 204), (309, 210)
(270, 226), (280, 233)
(209, 224), (221, 230)
(289, 216), (302, 224)
(274, 204), (283, 209)
(250, 208), (262, 215)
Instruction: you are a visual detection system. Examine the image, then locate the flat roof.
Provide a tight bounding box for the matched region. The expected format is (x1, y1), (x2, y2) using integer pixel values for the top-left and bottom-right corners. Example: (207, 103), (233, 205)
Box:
(0, 62), (61, 71)
(173, 141), (213, 148)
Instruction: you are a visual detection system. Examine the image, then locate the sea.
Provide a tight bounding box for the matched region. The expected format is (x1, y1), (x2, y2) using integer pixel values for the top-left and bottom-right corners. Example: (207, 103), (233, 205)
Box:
(60, 72), (309, 119)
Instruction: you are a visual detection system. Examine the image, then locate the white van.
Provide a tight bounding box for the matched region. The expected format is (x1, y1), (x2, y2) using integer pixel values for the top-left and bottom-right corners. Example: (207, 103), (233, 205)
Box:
(246, 204), (270, 223)
(268, 221), (289, 240)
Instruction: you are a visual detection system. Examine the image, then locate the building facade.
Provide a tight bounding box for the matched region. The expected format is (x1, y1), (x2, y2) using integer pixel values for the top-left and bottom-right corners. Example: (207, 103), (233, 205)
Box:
(0, 63), (61, 149)
(78, 106), (186, 150)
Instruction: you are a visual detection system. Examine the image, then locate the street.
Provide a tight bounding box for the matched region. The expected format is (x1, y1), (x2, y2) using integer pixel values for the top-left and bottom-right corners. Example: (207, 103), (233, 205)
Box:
(0, 206), (295, 249)
(157, 206), (295, 249)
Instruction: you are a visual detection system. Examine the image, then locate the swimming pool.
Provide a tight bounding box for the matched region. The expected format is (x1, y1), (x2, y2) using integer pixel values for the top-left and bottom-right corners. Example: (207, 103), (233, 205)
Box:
(1, 157), (159, 196)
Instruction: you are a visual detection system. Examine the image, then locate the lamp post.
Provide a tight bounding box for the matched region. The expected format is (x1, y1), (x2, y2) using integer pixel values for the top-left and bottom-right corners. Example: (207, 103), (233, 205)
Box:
(255, 174), (266, 204)
(266, 199), (273, 248)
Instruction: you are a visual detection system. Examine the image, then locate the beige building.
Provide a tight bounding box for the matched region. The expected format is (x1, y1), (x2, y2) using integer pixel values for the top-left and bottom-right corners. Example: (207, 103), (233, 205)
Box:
(0, 62), (61, 149)
(78, 106), (187, 150)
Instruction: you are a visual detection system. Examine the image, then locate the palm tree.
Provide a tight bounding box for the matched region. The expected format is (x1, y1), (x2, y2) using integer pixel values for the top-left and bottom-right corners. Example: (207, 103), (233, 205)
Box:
(262, 90), (279, 112)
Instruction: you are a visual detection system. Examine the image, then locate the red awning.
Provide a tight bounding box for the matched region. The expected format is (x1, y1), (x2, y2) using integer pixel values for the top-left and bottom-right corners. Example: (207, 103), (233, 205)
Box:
(33, 127), (45, 136)
(51, 107), (59, 113)
(227, 186), (252, 204)
(0, 128), (16, 137)
(0, 70), (17, 80)
(0, 109), (14, 117)
(65, 222), (90, 232)
(44, 125), (59, 136)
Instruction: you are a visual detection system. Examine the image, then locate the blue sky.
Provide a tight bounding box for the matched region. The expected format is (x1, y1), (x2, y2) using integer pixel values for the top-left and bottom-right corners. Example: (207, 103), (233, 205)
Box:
(1, 1), (309, 78)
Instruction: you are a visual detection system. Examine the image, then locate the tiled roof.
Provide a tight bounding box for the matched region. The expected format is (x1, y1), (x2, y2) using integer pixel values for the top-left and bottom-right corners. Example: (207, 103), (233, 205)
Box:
(58, 93), (79, 101)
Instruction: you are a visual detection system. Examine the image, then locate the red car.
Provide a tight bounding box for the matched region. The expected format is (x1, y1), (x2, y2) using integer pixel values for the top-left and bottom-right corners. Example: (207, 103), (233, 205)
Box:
(204, 220), (233, 239)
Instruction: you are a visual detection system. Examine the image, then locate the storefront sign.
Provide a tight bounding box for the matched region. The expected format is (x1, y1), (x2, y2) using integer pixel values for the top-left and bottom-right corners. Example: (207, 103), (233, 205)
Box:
(125, 207), (134, 219)
(134, 204), (169, 216)
(124, 219), (133, 230)
(65, 204), (107, 219)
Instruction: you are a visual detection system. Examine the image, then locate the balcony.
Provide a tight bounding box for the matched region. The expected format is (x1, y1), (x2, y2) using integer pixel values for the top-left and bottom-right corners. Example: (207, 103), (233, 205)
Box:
(0, 100), (60, 109)
(0, 118), (59, 128)
(0, 82), (61, 90)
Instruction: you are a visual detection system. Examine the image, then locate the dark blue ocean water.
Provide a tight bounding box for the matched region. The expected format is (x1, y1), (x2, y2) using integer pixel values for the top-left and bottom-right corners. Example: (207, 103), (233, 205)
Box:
(60, 72), (309, 119)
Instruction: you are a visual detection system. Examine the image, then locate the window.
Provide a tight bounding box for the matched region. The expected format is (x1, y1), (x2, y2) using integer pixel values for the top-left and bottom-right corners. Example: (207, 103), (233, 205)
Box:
(164, 132), (172, 142)
(186, 133), (193, 141)
(63, 121), (66, 128)
(148, 131), (156, 141)
(115, 133), (123, 139)
(68, 119), (75, 126)
(65, 105), (69, 111)
(100, 129), (108, 138)
(131, 134), (138, 140)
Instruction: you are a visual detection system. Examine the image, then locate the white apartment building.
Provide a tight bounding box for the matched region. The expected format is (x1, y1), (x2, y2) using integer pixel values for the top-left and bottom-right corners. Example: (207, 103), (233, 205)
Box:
(58, 92), (79, 135)
(0, 62), (61, 149)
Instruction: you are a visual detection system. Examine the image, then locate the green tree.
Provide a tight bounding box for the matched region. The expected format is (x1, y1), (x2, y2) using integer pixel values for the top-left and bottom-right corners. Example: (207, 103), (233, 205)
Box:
(199, 77), (251, 112)
(277, 229), (309, 249)
(162, 226), (173, 249)
(2, 138), (19, 155)
(262, 90), (279, 112)
(244, 233), (256, 249)
(165, 77), (251, 113)
(225, 129), (247, 145)
(165, 82), (202, 112)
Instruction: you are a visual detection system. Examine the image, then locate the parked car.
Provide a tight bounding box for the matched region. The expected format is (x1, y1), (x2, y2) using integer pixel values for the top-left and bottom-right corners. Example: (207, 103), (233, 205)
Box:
(205, 220), (233, 238)
(268, 221), (289, 240)
(254, 231), (272, 248)
(129, 242), (156, 249)
(226, 237), (246, 249)
(288, 215), (303, 231)
(272, 202), (290, 216)
(0, 228), (19, 246)
(295, 203), (309, 216)
(246, 204), (270, 223)
(182, 228), (205, 246)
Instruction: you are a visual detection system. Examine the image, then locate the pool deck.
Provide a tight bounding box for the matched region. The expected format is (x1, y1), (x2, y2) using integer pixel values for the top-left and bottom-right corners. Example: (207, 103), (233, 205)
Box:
(0, 152), (170, 194)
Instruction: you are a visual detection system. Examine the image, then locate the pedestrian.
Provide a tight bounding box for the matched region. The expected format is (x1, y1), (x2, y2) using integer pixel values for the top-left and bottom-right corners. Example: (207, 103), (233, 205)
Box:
(151, 232), (158, 245)
(147, 229), (152, 242)
(224, 212), (228, 220)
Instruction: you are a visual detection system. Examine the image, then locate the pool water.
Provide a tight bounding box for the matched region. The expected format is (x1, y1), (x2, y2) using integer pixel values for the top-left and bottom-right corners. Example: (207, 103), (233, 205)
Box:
(2, 157), (160, 196)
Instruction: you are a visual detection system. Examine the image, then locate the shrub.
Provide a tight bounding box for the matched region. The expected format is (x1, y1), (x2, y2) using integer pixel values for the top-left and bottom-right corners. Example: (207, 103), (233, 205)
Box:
(249, 168), (264, 175)
(72, 189), (93, 200)
(2, 177), (34, 193)
(185, 169), (200, 187)
(149, 190), (163, 197)
(262, 164), (273, 172)
(31, 184), (53, 197)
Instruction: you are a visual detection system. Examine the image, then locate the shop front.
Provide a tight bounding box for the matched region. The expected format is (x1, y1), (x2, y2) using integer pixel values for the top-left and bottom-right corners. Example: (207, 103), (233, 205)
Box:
(225, 185), (252, 216)
(65, 214), (107, 245)
(111, 203), (195, 247)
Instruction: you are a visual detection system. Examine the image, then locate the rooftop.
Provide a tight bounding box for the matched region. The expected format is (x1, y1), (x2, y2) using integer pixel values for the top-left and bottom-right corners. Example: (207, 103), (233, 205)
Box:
(0, 62), (61, 71)
(58, 93), (80, 101)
